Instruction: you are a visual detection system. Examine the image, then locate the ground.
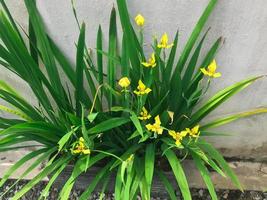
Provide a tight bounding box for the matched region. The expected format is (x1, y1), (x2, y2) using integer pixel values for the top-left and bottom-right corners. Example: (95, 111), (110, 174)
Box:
(0, 179), (266, 200)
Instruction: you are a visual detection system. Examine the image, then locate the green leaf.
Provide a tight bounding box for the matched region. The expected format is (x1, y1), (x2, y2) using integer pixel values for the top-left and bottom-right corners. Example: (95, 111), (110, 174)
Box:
(121, 33), (130, 77)
(107, 7), (117, 107)
(97, 25), (103, 84)
(201, 107), (267, 130)
(0, 117), (24, 129)
(200, 131), (231, 137)
(129, 158), (145, 200)
(139, 175), (149, 200)
(198, 140), (243, 191)
(120, 161), (128, 184)
(187, 37), (222, 95)
(0, 80), (23, 98)
(39, 160), (69, 200)
(130, 113), (143, 137)
(162, 144), (192, 200)
(191, 152), (218, 200)
(182, 29), (210, 89)
(156, 170), (177, 200)
(79, 162), (113, 200)
(0, 147), (57, 199)
(28, 2), (39, 66)
(116, 0), (143, 84)
(0, 82), (43, 120)
(58, 158), (84, 200)
(99, 174), (111, 200)
(172, 0), (217, 75)
(0, 122), (62, 143)
(110, 143), (144, 170)
(75, 23), (86, 116)
(0, 148), (48, 188)
(49, 37), (92, 108)
(187, 76), (263, 127)
(0, 0), (25, 46)
(111, 107), (143, 137)
(115, 165), (123, 200)
(188, 145), (226, 177)
(145, 143), (155, 198)
(88, 117), (130, 134)
(87, 112), (99, 123)
(122, 159), (135, 200)
(0, 104), (32, 121)
(12, 155), (71, 200)
(58, 126), (79, 152)
(59, 153), (109, 199)
(24, 0), (66, 103)
(164, 30), (179, 83)
(127, 130), (140, 141)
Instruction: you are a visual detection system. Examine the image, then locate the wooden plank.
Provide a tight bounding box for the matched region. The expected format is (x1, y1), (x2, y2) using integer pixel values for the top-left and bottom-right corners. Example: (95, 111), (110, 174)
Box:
(1, 151), (266, 192)
(52, 160), (267, 192)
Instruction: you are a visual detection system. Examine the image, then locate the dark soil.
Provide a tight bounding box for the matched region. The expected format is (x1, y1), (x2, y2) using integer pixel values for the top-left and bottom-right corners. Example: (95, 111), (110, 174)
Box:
(0, 179), (266, 200)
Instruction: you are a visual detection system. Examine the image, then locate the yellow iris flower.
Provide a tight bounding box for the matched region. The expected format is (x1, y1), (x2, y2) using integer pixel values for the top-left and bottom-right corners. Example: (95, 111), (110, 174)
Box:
(135, 14), (145, 27)
(134, 80), (152, 95)
(72, 137), (91, 155)
(138, 107), (151, 120)
(118, 77), (131, 89)
(200, 60), (222, 78)
(146, 115), (163, 135)
(157, 33), (174, 49)
(141, 53), (156, 68)
(168, 130), (188, 146)
(185, 125), (200, 138)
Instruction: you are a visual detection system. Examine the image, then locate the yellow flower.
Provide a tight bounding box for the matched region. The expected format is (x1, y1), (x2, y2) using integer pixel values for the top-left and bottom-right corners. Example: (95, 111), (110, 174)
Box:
(200, 60), (222, 78)
(134, 80), (152, 95)
(135, 14), (145, 27)
(157, 33), (174, 49)
(141, 53), (156, 68)
(118, 77), (131, 89)
(146, 115), (163, 135)
(72, 137), (91, 155)
(186, 125), (200, 138)
(168, 130), (188, 146)
(138, 107), (151, 120)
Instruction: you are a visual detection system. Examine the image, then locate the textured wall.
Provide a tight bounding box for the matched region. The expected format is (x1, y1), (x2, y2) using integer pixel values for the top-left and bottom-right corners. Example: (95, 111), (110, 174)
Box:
(2, 0), (267, 160)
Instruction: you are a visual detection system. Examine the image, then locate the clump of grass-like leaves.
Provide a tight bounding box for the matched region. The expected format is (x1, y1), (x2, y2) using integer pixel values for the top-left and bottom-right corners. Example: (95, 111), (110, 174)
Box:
(0, 0), (266, 199)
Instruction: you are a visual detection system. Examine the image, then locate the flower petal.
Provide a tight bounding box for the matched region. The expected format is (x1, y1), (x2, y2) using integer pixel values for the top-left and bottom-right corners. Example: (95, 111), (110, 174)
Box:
(200, 68), (210, 76)
(213, 72), (222, 78)
(141, 62), (151, 67)
(207, 59), (217, 73)
(145, 88), (152, 94)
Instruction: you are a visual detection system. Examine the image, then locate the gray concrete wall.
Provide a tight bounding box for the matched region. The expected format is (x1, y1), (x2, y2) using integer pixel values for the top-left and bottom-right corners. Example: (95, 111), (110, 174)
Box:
(2, 0), (267, 160)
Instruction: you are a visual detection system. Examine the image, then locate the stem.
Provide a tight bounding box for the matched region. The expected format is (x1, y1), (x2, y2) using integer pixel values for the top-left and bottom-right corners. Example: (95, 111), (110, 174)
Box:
(92, 149), (124, 162)
(163, 49), (166, 63)
(90, 84), (104, 114)
(139, 28), (144, 46)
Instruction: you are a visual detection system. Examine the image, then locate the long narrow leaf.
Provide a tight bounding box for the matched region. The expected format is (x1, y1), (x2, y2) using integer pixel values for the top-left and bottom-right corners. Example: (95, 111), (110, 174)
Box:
(191, 152), (218, 200)
(88, 117), (130, 134)
(145, 143), (155, 198)
(162, 144), (192, 200)
(201, 107), (267, 130)
(75, 23), (86, 116)
(198, 140), (243, 191)
(187, 76), (263, 126)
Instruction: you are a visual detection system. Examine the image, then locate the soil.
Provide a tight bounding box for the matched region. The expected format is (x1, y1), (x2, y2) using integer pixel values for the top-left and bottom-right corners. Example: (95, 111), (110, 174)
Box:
(0, 179), (266, 200)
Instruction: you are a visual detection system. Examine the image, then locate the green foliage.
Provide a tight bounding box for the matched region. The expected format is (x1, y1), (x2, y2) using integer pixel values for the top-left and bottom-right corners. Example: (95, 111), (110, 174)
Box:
(0, 0), (266, 199)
